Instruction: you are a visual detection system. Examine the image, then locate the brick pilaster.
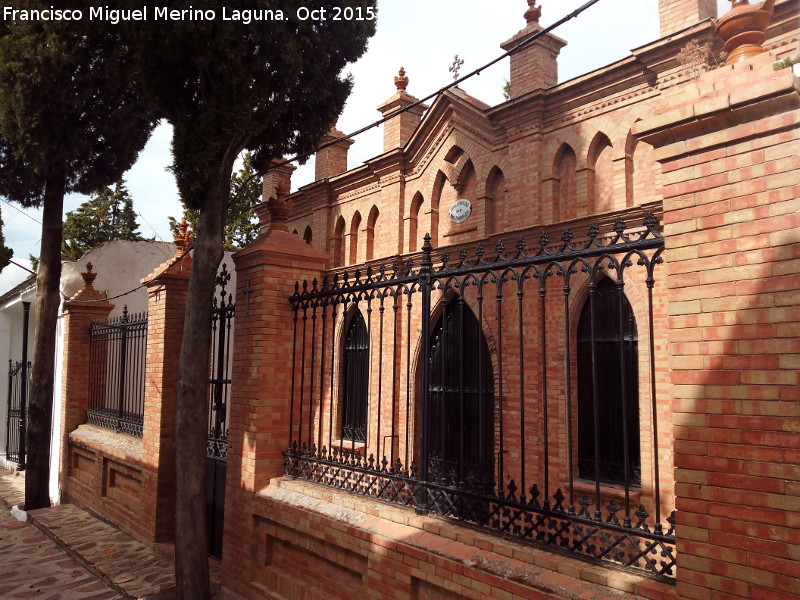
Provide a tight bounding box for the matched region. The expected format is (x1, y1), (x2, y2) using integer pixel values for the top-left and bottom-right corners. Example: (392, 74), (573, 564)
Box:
(377, 67), (427, 152)
(635, 57), (800, 600)
(59, 264), (114, 500)
(500, 1), (566, 98)
(139, 224), (193, 543)
(224, 196), (328, 596)
(315, 124), (354, 180)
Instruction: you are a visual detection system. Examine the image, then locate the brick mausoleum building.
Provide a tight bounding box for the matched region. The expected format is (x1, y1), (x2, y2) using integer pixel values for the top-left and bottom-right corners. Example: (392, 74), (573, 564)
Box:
(50, 1), (798, 599)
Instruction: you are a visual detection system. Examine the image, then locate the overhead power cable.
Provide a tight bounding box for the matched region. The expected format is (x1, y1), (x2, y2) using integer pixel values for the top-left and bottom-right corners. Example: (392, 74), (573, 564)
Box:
(0, 196), (42, 225)
(270, 0), (605, 172)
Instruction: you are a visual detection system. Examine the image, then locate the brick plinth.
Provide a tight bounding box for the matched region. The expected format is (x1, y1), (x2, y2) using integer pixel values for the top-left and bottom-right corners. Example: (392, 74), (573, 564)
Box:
(224, 222), (328, 596)
(315, 125), (354, 180)
(230, 478), (675, 600)
(635, 57), (800, 600)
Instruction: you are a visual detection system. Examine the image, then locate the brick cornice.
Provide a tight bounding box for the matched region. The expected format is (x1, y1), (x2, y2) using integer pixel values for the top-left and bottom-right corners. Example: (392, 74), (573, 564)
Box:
(233, 229), (329, 272)
(633, 60), (799, 154)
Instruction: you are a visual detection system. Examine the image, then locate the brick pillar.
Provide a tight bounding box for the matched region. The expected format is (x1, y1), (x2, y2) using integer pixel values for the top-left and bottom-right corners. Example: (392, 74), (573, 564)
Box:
(500, 1), (566, 98)
(658, 0), (716, 37)
(315, 123), (354, 180)
(59, 263), (113, 498)
(223, 191), (328, 596)
(376, 67), (427, 152)
(634, 57), (799, 600)
(139, 221), (194, 542)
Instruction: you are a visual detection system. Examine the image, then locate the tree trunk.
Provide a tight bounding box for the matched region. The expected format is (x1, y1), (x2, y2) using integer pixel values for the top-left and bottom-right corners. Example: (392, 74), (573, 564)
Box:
(174, 157), (235, 600)
(24, 174), (65, 510)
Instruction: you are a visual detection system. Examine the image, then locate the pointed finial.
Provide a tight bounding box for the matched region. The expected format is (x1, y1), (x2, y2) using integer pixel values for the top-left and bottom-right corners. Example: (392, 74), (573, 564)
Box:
(394, 66), (409, 92)
(81, 262), (97, 287)
(173, 218), (195, 257)
(524, 0), (541, 25)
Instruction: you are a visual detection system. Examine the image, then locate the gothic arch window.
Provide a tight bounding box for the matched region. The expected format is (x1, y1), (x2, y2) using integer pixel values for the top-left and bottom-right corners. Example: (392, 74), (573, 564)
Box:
(303, 225), (313, 245)
(366, 205), (379, 261)
(486, 167), (506, 235)
(625, 130), (661, 207)
(577, 277), (640, 486)
(589, 133), (614, 214)
(333, 216), (345, 266)
(428, 297), (494, 489)
(409, 192), (424, 253)
(342, 310), (368, 443)
(554, 143), (577, 218)
(349, 211), (361, 265)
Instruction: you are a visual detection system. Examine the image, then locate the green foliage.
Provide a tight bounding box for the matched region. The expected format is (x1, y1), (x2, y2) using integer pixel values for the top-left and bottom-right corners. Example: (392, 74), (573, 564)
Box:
(502, 79), (511, 101)
(28, 254), (38, 273)
(0, 3), (158, 510)
(131, 0), (377, 208)
(61, 180), (144, 261)
(0, 205), (13, 273)
(0, 7), (157, 204)
(168, 152), (262, 251)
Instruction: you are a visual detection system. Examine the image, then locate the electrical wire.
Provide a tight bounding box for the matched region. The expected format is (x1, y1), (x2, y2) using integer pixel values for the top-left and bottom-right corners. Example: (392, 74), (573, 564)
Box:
(0, 196), (42, 225)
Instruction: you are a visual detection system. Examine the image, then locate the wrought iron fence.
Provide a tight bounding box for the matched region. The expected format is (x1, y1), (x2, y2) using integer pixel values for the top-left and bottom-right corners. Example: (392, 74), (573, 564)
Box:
(87, 307), (147, 436)
(283, 214), (674, 580)
(207, 262), (235, 559)
(6, 360), (30, 467)
(208, 263), (234, 460)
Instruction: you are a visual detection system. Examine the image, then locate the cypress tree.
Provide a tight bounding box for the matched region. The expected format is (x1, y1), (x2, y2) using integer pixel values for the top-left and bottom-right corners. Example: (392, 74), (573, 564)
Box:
(0, 205), (12, 273)
(0, 5), (156, 509)
(131, 2), (376, 596)
(169, 152), (262, 251)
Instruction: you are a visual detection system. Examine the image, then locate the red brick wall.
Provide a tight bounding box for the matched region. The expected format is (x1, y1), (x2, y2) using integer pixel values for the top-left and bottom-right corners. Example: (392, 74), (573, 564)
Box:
(636, 56), (800, 600)
(60, 259), (188, 545)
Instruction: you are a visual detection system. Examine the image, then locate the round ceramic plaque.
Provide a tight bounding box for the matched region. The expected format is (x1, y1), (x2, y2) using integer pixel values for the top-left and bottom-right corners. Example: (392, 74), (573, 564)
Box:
(449, 199), (472, 224)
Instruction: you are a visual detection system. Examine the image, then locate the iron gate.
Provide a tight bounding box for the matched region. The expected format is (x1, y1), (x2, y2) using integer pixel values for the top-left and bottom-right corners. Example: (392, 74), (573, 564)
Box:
(206, 262), (234, 558)
(5, 360), (30, 468)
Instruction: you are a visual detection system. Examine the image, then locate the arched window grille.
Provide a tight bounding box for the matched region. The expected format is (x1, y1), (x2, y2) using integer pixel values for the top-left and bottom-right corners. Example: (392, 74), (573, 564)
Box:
(577, 277), (640, 486)
(428, 298), (494, 490)
(342, 310), (368, 442)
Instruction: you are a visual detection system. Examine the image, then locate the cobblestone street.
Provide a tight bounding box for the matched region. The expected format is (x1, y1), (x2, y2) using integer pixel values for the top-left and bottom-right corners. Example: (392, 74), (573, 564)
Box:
(0, 507), (123, 600)
(0, 468), (212, 600)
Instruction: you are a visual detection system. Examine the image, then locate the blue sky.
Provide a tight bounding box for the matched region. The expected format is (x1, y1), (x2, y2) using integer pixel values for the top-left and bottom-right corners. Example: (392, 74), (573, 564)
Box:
(0, 0), (731, 292)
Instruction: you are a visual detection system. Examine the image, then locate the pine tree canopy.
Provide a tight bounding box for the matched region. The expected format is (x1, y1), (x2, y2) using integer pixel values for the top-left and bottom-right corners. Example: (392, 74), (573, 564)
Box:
(61, 180), (145, 261)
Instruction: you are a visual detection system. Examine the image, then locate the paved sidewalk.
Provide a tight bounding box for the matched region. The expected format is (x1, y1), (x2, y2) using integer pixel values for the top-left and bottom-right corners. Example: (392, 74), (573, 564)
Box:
(0, 467), (198, 600)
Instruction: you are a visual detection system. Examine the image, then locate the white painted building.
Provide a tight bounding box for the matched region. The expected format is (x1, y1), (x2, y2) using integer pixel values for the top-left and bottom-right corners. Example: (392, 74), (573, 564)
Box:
(0, 239), (175, 500)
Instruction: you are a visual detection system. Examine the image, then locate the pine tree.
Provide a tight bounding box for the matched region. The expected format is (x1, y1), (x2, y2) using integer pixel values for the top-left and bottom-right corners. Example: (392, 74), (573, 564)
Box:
(168, 152), (262, 251)
(62, 180), (144, 261)
(0, 205), (13, 273)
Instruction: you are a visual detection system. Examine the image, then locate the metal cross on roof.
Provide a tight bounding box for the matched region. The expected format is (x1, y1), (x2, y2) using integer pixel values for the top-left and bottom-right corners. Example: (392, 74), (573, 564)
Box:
(449, 55), (464, 81)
